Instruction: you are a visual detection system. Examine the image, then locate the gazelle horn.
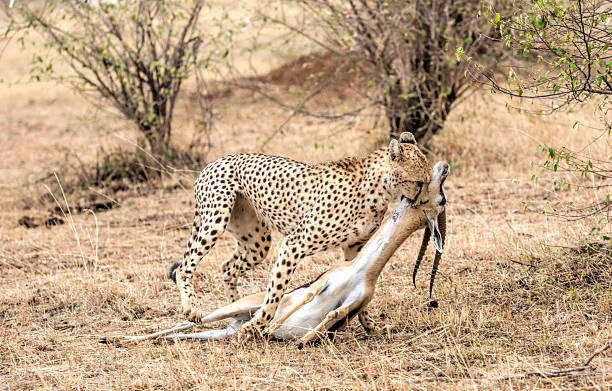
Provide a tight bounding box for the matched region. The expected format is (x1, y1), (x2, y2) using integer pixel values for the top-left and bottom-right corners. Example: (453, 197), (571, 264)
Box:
(412, 226), (430, 287)
(429, 209), (446, 298)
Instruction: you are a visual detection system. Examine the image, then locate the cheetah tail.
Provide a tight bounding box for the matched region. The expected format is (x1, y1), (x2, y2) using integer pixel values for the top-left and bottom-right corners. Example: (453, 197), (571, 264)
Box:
(169, 261), (182, 283)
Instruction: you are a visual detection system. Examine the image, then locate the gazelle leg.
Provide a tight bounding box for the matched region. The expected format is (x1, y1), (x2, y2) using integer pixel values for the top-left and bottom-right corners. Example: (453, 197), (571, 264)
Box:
(265, 291), (316, 334)
(164, 321), (243, 341)
(296, 305), (353, 348)
(100, 322), (196, 345)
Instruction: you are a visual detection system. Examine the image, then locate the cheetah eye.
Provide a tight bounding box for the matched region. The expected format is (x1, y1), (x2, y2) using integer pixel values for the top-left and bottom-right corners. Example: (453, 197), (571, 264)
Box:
(419, 199), (429, 205)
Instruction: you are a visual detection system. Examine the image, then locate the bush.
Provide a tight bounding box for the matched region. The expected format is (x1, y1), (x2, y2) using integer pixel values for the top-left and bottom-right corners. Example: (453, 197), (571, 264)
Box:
(6, 0), (210, 158)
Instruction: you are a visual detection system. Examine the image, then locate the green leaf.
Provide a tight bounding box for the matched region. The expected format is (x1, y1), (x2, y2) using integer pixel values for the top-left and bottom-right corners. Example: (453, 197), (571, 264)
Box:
(494, 13), (500, 23)
(455, 46), (464, 61)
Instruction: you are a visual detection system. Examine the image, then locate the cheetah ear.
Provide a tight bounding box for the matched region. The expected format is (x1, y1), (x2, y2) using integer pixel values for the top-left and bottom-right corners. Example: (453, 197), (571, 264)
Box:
(389, 139), (400, 161)
(399, 132), (416, 144)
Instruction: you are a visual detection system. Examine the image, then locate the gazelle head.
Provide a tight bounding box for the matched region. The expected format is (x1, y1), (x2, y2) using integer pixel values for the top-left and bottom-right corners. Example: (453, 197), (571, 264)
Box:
(384, 132), (432, 203)
(411, 161), (450, 298)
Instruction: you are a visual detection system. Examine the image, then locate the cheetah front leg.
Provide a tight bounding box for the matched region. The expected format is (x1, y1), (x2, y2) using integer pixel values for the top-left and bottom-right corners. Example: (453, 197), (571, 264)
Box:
(358, 307), (390, 336)
(236, 233), (309, 340)
(343, 239), (367, 262)
(342, 222), (378, 261)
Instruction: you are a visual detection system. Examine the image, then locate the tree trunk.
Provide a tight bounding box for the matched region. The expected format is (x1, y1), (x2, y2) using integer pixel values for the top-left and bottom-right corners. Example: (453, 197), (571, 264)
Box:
(140, 121), (172, 160)
(386, 94), (442, 146)
(386, 85), (457, 146)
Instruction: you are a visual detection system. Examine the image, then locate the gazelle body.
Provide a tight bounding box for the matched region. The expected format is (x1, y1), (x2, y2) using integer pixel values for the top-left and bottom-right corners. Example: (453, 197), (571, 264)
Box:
(102, 161), (449, 347)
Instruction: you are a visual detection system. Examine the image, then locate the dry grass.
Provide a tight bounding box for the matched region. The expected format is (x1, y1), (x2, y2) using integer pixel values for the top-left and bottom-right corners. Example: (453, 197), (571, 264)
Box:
(1, 5), (612, 390)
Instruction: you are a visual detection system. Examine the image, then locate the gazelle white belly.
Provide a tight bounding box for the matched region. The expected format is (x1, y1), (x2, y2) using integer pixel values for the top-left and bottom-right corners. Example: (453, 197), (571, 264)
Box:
(271, 270), (366, 339)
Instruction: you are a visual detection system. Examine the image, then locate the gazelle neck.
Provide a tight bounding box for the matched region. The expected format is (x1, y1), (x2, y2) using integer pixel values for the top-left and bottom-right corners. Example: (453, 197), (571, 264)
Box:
(351, 199), (426, 284)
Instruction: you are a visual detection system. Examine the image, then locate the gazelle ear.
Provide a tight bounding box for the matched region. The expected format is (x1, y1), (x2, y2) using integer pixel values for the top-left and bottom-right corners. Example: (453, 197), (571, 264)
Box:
(389, 139), (399, 161)
(399, 132), (416, 144)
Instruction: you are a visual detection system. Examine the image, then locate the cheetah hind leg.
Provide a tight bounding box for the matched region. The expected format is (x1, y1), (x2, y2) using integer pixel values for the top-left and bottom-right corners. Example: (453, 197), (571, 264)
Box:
(176, 192), (236, 321)
(223, 195), (272, 303)
(220, 247), (244, 303)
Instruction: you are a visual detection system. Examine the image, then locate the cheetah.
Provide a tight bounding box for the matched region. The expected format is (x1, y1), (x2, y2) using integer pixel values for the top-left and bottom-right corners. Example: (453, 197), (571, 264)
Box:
(102, 160), (449, 347)
(173, 132), (432, 338)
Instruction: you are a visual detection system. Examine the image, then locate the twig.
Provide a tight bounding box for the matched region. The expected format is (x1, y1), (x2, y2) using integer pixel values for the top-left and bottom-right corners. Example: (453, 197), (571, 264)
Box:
(454, 267), (470, 275)
(417, 341), (611, 383)
(494, 341), (611, 380)
(508, 259), (537, 268)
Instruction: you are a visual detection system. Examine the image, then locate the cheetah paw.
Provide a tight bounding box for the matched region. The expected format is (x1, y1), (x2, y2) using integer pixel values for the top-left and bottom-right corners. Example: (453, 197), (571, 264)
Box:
(373, 324), (393, 338)
(236, 322), (267, 343)
(182, 295), (201, 316)
(234, 328), (254, 344)
(187, 309), (204, 323)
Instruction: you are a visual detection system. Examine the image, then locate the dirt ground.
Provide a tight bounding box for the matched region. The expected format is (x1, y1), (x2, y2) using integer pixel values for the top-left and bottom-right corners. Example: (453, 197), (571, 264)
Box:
(1, 5), (611, 390)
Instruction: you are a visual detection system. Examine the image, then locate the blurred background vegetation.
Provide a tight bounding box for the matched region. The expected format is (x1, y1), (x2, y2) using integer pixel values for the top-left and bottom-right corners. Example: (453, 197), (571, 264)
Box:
(2, 0), (610, 239)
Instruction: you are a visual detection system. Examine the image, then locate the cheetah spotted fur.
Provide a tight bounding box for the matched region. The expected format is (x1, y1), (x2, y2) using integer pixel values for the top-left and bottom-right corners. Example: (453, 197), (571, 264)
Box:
(173, 132), (431, 338)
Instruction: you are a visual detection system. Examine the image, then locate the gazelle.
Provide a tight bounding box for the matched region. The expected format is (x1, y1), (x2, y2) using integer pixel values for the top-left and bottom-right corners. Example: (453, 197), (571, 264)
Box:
(101, 161), (449, 347)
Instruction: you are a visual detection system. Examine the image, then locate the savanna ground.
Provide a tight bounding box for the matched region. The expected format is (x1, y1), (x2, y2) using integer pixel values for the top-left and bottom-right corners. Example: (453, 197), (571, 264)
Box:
(1, 4), (611, 390)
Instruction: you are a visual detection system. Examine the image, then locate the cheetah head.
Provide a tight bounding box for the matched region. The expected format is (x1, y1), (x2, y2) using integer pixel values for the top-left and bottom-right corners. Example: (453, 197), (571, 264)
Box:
(384, 132), (432, 203)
